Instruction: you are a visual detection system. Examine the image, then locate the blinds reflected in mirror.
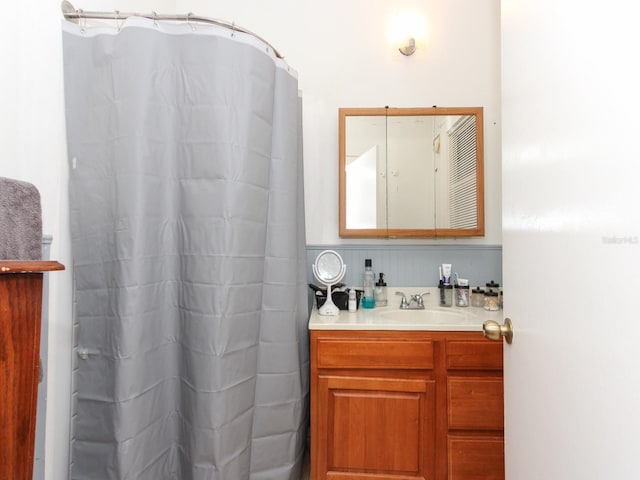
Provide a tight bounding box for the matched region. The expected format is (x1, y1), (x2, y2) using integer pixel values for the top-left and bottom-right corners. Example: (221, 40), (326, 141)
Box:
(448, 116), (478, 229)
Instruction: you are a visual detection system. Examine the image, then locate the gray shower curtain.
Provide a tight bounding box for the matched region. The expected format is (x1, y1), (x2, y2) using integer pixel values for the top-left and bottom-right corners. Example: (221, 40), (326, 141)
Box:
(62, 17), (308, 480)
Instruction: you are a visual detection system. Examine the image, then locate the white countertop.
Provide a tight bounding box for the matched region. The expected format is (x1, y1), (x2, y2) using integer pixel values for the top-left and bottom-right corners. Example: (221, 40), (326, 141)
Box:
(308, 286), (504, 331)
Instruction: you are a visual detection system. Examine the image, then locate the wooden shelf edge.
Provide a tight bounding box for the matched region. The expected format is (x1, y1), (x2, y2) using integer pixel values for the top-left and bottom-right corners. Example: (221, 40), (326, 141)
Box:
(0, 260), (65, 274)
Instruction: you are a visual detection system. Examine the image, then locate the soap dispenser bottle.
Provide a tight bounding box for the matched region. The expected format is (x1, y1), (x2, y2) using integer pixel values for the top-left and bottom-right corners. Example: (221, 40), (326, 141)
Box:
(361, 259), (375, 309)
(375, 272), (387, 307)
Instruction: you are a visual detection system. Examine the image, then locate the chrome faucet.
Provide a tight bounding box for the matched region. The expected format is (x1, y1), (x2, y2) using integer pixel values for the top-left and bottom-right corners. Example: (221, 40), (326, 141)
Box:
(396, 291), (410, 309)
(395, 291), (429, 309)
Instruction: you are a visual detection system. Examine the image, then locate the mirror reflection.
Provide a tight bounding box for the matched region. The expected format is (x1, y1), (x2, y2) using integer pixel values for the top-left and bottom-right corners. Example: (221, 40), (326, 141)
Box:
(339, 107), (484, 238)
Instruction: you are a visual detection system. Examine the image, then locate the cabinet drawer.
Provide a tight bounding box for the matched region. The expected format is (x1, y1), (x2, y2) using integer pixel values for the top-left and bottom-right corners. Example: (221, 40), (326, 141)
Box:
(316, 338), (434, 370)
(446, 340), (503, 370)
(448, 436), (504, 480)
(448, 378), (504, 430)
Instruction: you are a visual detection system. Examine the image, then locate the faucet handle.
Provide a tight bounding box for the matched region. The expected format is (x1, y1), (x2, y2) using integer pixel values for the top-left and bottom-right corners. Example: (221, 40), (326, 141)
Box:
(395, 291), (409, 309)
(410, 292), (429, 308)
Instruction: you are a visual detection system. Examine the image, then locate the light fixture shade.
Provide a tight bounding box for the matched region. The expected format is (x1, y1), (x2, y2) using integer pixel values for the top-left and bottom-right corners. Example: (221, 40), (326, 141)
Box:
(388, 10), (426, 56)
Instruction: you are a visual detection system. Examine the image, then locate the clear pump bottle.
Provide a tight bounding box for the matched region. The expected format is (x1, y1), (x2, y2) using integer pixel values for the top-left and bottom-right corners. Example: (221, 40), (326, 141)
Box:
(374, 272), (387, 307)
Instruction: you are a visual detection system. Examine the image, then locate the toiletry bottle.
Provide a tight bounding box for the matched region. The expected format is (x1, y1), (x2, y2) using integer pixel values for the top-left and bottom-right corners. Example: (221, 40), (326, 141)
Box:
(442, 263), (452, 284)
(348, 288), (357, 312)
(361, 259), (375, 308)
(374, 272), (387, 307)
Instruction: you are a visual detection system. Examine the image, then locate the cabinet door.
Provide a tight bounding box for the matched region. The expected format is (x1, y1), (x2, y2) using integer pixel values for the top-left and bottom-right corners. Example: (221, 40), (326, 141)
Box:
(0, 273), (44, 480)
(316, 375), (435, 480)
(447, 378), (504, 431)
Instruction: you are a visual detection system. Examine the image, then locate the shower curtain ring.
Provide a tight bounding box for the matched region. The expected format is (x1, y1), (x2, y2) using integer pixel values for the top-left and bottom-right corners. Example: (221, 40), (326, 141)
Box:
(114, 10), (122, 32)
(77, 8), (86, 33)
(231, 21), (236, 38)
(186, 12), (196, 31)
(152, 11), (158, 28)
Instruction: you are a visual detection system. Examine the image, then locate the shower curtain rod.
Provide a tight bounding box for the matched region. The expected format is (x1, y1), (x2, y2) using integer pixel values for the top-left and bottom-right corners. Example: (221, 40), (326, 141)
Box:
(60, 1), (284, 59)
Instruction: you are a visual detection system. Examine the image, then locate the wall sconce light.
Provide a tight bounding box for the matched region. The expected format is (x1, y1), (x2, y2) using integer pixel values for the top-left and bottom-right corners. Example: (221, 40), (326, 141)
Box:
(389, 11), (426, 57)
(399, 38), (416, 56)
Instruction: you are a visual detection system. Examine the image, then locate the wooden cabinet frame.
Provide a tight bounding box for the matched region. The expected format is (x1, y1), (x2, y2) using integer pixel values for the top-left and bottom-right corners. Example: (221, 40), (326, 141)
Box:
(310, 330), (503, 480)
(0, 261), (64, 480)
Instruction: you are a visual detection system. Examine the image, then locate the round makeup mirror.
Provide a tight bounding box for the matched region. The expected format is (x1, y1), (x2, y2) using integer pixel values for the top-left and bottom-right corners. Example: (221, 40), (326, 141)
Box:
(312, 250), (346, 316)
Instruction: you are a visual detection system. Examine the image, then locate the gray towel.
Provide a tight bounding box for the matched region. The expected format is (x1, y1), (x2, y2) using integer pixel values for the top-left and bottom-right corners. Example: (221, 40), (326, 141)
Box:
(0, 177), (42, 260)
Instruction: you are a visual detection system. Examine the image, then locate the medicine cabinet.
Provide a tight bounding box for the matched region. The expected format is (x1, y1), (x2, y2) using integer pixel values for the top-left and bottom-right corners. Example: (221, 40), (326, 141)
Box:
(339, 107), (484, 238)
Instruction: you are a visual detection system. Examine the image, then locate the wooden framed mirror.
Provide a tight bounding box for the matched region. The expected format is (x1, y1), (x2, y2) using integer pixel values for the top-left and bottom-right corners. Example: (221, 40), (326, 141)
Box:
(339, 106), (484, 238)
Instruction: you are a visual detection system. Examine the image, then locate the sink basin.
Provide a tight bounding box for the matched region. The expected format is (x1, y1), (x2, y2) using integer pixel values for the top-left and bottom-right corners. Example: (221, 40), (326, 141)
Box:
(308, 286), (501, 331)
(375, 308), (467, 324)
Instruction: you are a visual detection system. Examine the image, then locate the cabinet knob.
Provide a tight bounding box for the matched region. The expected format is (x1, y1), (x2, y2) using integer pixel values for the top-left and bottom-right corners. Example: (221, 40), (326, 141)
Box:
(483, 318), (513, 344)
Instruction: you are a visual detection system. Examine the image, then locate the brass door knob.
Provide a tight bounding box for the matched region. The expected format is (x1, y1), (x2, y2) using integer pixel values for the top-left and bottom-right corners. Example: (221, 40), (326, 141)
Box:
(483, 318), (513, 344)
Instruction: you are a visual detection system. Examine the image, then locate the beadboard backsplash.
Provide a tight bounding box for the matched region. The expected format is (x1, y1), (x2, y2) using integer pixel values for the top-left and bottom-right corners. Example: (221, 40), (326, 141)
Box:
(306, 244), (502, 290)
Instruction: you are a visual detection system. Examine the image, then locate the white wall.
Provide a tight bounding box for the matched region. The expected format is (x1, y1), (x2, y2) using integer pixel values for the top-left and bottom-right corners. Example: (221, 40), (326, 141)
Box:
(0, 1), (499, 479)
(1, 3), (72, 479)
(178, 0), (502, 245)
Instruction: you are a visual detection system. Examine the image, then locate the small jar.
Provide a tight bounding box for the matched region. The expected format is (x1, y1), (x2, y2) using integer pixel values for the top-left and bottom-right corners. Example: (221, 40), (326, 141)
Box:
(471, 287), (485, 307)
(484, 290), (499, 311)
(439, 284), (453, 307)
(455, 285), (469, 307)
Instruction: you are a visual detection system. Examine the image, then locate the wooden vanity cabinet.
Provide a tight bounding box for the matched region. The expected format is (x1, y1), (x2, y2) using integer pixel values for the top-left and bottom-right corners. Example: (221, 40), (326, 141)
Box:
(310, 330), (504, 480)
